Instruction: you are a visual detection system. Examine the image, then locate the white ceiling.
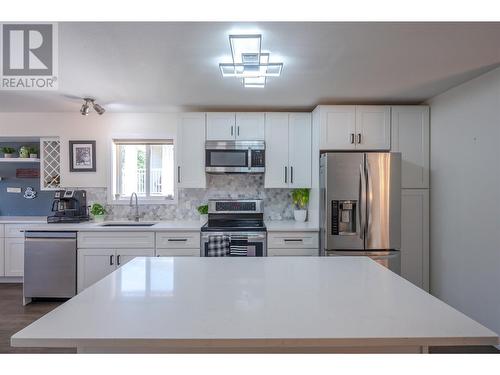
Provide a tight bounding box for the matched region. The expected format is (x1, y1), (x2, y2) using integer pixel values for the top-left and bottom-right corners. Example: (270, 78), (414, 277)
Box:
(1, 22), (500, 112)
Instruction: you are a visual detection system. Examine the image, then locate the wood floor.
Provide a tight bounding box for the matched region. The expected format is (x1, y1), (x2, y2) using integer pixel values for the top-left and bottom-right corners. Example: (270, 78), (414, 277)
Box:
(0, 283), (498, 354)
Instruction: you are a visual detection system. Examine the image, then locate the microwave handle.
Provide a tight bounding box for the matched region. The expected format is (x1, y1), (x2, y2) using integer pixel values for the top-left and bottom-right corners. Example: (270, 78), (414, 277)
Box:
(248, 148), (252, 170)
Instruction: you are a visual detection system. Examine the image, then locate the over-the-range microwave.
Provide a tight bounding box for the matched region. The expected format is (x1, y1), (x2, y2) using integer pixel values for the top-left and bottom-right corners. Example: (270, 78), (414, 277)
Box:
(205, 140), (265, 173)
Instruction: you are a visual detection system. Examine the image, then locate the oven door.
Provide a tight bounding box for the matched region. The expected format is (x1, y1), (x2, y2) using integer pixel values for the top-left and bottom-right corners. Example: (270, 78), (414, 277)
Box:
(201, 232), (267, 257)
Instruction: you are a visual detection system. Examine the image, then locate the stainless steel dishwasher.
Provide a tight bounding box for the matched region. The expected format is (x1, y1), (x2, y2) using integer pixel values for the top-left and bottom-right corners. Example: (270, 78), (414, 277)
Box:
(24, 231), (77, 300)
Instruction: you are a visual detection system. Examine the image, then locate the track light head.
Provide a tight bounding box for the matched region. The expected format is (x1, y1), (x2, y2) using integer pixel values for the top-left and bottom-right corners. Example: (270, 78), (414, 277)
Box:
(80, 98), (105, 116)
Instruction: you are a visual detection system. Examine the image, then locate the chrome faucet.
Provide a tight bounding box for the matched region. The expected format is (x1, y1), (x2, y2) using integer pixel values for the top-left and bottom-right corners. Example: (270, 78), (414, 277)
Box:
(129, 192), (139, 222)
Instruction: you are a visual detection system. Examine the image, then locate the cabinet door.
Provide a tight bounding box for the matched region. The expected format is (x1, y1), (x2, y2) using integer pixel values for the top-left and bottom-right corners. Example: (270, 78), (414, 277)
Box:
(0, 237), (5, 277)
(117, 248), (155, 267)
(264, 113), (289, 188)
(289, 113), (312, 188)
(77, 248), (115, 292)
(319, 106), (356, 150)
(235, 113), (265, 140)
(4, 237), (24, 277)
(177, 113), (206, 188)
(391, 106), (429, 188)
(206, 113), (236, 140)
(355, 106), (391, 150)
(401, 189), (429, 291)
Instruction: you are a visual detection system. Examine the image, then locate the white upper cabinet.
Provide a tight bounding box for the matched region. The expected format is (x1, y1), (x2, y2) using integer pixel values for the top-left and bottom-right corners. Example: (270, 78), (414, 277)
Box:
(288, 113), (312, 188)
(318, 105), (390, 150)
(235, 113), (265, 140)
(177, 113), (206, 188)
(265, 113), (312, 188)
(206, 112), (265, 141)
(319, 106), (356, 150)
(265, 113), (289, 188)
(355, 106), (391, 150)
(391, 106), (430, 188)
(206, 113), (236, 140)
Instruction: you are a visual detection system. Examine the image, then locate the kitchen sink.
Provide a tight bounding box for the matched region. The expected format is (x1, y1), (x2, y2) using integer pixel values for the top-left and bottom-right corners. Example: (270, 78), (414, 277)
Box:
(99, 222), (157, 227)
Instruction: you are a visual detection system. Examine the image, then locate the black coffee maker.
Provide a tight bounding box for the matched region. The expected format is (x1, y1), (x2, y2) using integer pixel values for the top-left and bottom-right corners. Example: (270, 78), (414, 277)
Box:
(47, 190), (90, 223)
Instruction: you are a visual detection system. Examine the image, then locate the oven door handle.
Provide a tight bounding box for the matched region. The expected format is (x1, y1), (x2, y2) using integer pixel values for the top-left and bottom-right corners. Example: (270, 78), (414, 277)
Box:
(247, 148), (252, 170)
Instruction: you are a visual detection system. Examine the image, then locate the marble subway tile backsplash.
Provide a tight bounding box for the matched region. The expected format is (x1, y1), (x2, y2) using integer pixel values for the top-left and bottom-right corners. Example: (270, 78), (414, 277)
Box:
(80, 175), (294, 221)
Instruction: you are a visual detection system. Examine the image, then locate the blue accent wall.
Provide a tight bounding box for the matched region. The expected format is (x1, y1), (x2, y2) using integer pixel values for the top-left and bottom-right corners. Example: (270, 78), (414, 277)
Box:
(0, 142), (53, 216)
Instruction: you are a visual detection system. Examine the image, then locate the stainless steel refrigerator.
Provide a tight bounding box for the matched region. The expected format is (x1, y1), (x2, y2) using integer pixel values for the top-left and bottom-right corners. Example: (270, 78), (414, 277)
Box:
(319, 152), (402, 273)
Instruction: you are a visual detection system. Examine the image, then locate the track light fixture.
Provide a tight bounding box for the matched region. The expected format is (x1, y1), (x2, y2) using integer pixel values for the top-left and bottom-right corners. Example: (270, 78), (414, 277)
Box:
(80, 98), (105, 116)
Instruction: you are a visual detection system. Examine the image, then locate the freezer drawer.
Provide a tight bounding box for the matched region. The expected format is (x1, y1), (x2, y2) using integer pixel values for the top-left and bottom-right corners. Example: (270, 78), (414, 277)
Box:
(325, 250), (401, 275)
(24, 232), (77, 298)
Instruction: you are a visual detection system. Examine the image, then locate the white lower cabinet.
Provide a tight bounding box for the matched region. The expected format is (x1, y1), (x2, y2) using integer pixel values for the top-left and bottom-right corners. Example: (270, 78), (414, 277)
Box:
(155, 232), (200, 257)
(401, 189), (430, 291)
(267, 231), (319, 256)
(4, 237), (25, 277)
(77, 248), (155, 292)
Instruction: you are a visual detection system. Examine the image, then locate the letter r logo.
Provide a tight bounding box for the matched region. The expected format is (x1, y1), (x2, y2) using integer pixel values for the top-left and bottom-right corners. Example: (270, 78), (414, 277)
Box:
(2, 24), (53, 76)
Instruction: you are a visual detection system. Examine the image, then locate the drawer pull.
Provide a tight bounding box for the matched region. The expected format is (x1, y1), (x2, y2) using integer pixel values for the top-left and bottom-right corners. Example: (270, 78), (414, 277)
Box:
(167, 238), (188, 242)
(284, 239), (304, 242)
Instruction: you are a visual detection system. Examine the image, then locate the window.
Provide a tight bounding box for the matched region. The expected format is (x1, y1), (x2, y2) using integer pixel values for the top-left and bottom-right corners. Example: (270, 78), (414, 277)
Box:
(112, 140), (174, 202)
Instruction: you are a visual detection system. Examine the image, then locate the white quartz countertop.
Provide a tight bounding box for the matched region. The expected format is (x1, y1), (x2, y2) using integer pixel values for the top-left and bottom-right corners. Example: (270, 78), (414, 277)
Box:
(265, 220), (319, 232)
(19, 219), (317, 232)
(11, 257), (498, 352)
(0, 216), (47, 224)
(21, 220), (203, 232)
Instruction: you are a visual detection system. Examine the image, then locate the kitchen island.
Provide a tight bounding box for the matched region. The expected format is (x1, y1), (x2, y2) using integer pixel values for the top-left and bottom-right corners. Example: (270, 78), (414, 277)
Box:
(11, 257), (498, 353)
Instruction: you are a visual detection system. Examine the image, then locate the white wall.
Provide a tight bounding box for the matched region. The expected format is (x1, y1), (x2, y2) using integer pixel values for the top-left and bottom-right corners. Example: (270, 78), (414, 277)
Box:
(428, 67), (500, 336)
(0, 113), (177, 187)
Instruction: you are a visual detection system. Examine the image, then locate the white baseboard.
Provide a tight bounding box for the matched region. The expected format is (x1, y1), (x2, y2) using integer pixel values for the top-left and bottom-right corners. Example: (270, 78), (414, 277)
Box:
(0, 277), (23, 283)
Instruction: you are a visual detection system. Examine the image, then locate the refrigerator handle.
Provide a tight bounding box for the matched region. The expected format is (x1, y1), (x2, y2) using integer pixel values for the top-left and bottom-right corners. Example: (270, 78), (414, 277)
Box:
(359, 164), (366, 240)
(366, 160), (372, 232)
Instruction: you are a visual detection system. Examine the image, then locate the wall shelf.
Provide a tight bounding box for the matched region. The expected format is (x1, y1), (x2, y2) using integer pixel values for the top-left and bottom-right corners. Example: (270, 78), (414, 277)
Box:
(0, 158), (40, 163)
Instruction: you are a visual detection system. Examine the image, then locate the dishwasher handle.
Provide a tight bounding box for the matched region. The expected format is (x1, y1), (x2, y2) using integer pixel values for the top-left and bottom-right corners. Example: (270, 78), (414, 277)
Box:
(25, 231), (77, 239)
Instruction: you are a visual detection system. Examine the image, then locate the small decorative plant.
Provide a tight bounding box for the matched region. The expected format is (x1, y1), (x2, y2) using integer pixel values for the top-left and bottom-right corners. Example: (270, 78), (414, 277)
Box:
(28, 146), (39, 158)
(1, 147), (16, 158)
(90, 203), (107, 222)
(291, 189), (310, 222)
(19, 146), (30, 158)
(197, 204), (208, 223)
(197, 204), (208, 215)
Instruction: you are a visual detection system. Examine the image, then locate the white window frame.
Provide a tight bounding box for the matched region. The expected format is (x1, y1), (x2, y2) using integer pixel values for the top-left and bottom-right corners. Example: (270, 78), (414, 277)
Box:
(108, 139), (177, 205)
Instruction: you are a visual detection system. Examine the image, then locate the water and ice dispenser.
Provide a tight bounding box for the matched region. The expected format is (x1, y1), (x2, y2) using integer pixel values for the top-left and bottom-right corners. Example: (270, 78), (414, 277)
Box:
(331, 200), (357, 235)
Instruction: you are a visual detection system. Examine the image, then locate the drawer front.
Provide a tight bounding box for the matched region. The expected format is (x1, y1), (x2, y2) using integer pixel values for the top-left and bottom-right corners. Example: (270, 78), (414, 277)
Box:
(0, 224), (4, 237)
(268, 248), (318, 256)
(5, 224), (38, 238)
(267, 231), (319, 249)
(156, 248), (200, 257)
(78, 231), (155, 249)
(156, 232), (200, 249)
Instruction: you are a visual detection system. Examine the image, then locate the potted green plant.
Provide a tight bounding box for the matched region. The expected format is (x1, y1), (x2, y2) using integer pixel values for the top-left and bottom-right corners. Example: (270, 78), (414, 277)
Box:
(197, 204), (209, 224)
(1, 146), (16, 158)
(90, 203), (107, 222)
(28, 146), (38, 159)
(291, 188), (310, 222)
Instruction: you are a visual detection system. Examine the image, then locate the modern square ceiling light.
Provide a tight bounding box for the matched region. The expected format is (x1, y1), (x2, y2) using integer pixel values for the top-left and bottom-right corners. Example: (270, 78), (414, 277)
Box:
(219, 34), (283, 88)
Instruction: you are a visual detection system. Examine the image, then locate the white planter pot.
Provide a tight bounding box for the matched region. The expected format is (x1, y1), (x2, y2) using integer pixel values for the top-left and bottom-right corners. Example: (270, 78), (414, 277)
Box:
(200, 214), (208, 224)
(29, 154), (38, 159)
(93, 215), (105, 223)
(294, 209), (307, 222)
(3, 154), (13, 158)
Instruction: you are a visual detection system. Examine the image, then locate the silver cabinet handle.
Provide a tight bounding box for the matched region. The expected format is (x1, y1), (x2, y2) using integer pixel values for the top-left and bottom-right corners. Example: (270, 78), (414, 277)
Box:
(357, 133), (362, 144)
(177, 166), (181, 183)
(110, 255), (114, 266)
(167, 238), (188, 242)
(350, 133), (355, 144)
(290, 166), (294, 184)
(237, 126), (240, 136)
(284, 238), (303, 242)
(117, 254), (121, 266)
(284, 166), (287, 183)
(231, 126), (234, 136)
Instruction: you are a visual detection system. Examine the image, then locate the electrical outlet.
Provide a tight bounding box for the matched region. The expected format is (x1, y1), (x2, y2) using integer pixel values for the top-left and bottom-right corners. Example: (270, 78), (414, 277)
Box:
(7, 187), (22, 193)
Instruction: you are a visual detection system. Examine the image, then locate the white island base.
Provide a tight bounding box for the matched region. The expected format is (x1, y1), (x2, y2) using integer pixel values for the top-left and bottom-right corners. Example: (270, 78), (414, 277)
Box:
(11, 257), (498, 354)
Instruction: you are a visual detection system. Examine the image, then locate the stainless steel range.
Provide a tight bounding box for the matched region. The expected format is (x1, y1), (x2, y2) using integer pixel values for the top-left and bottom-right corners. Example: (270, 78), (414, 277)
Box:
(200, 199), (267, 257)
